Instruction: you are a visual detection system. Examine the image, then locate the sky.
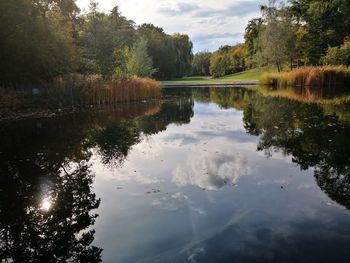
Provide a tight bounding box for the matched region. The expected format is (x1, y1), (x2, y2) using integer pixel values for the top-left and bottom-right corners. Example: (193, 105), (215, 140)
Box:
(76, 0), (267, 53)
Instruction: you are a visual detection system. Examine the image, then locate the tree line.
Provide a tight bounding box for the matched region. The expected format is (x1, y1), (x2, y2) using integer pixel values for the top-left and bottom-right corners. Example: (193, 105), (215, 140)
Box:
(245, 0), (350, 71)
(191, 44), (246, 78)
(3, 0), (350, 83)
(0, 0), (193, 85)
(193, 0), (350, 76)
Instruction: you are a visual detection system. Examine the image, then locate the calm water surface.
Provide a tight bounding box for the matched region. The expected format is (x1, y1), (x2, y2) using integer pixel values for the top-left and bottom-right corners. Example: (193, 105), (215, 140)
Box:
(1, 87), (350, 262)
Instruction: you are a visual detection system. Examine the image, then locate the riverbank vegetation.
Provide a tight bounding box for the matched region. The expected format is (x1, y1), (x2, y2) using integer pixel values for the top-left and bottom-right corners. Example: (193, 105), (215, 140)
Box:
(0, 75), (161, 121)
(0, 1), (193, 84)
(2, 0), (350, 108)
(52, 75), (161, 106)
(187, 0), (350, 83)
(0, 0), (192, 114)
(244, 0), (350, 71)
(260, 66), (350, 88)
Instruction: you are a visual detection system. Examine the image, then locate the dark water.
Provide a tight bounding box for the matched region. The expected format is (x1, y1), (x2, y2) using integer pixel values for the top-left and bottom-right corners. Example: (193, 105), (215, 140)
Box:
(1, 87), (350, 262)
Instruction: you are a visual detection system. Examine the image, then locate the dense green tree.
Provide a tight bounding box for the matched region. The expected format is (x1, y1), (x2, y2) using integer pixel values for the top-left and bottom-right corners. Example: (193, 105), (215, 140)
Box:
(210, 45), (246, 78)
(171, 33), (193, 77)
(244, 0), (350, 68)
(137, 24), (193, 79)
(0, 1), (193, 85)
(137, 24), (176, 79)
(78, 3), (135, 76)
(209, 53), (227, 78)
(192, 52), (212, 76)
(289, 0), (350, 64)
(0, 0), (78, 84)
(127, 37), (155, 77)
(321, 37), (350, 66)
(244, 18), (263, 68)
(259, 1), (297, 71)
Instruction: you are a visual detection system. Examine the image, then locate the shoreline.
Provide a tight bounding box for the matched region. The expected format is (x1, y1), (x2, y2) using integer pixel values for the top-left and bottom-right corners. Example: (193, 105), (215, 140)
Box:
(0, 83), (260, 122)
(161, 81), (259, 88)
(0, 100), (161, 123)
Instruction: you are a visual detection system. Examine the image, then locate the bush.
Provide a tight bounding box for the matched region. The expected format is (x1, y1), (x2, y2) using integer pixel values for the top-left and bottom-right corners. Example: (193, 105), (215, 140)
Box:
(321, 38), (350, 66)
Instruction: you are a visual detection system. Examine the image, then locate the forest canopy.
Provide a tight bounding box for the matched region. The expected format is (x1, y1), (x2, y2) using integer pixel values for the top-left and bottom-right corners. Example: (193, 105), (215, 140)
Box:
(0, 0), (193, 84)
(192, 0), (350, 76)
(2, 0), (350, 84)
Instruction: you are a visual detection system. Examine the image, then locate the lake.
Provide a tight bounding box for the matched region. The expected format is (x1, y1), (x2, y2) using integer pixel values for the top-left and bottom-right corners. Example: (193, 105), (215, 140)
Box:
(1, 86), (350, 262)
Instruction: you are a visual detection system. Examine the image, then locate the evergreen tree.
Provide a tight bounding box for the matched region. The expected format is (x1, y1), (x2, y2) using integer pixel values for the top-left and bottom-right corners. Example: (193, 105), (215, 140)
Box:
(127, 38), (155, 77)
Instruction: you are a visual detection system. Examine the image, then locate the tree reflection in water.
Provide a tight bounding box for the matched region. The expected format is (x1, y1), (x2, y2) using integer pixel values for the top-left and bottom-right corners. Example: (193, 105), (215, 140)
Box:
(2, 86), (350, 260)
(0, 156), (102, 262)
(193, 86), (350, 209)
(0, 104), (159, 262)
(0, 98), (195, 261)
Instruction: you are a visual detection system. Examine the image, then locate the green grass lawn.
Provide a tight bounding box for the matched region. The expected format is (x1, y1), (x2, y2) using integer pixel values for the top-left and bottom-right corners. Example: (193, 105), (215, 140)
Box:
(162, 68), (272, 84)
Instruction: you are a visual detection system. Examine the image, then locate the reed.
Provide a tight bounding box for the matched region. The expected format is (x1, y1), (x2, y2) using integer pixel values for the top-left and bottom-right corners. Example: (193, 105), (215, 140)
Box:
(51, 75), (161, 107)
(260, 66), (350, 89)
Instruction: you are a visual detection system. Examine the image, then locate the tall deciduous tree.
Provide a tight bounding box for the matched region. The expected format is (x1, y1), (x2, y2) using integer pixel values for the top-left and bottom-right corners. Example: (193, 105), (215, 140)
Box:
(137, 24), (193, 79)
(244, 18), (263, 68)
(192, 52), (212, 76)
(289, 0), (350, 64)
(127, 38), (155, 77)
(0, 0), (78, 84)
(259, 0), (296, 72)
(78, 3), (135, 76)
(171, 33), (193, 78)
(210, 45), (246, 78)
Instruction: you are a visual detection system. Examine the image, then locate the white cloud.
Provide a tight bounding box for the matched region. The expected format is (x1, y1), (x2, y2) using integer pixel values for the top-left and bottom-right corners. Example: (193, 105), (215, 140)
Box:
(76, 0), (267, 52)
(172, 147), (253, 190)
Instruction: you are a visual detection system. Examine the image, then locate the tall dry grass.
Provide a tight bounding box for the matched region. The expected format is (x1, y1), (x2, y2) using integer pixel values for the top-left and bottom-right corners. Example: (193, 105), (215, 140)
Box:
(260, 66), (350, 88)
(51, 75), (161, 107)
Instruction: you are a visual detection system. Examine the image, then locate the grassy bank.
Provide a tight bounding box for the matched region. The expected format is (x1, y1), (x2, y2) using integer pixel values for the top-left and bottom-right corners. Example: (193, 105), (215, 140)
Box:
(0, 75), (161, 120)
(162, 68), (269, 84)
(260, 66), (350, 88)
